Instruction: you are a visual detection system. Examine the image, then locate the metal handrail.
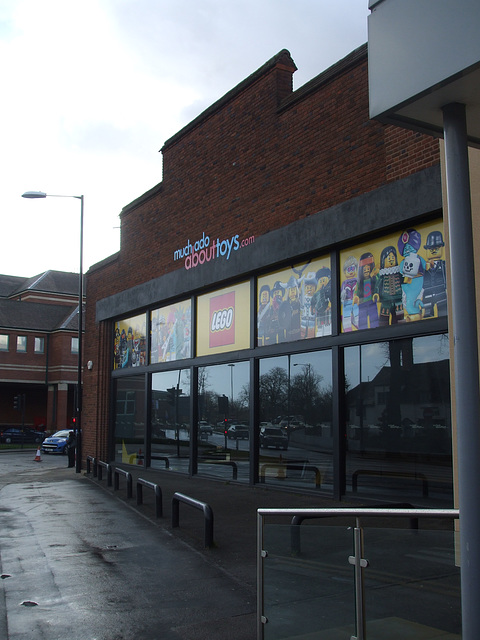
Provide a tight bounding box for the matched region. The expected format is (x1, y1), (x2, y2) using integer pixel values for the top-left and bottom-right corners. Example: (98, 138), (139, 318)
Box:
(172, 492), (214, 548)
(257, 507), (459, 640)
(136, 478), (163, 518)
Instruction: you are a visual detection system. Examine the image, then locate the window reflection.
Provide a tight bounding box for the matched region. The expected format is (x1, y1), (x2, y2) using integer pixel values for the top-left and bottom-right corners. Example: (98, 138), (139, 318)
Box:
(113, 376), (145, 466)
(344, 334), (452, 503)
(259, 351), (333, 493)
(151, 369), (191, 473)
(197, 362), (250, 482)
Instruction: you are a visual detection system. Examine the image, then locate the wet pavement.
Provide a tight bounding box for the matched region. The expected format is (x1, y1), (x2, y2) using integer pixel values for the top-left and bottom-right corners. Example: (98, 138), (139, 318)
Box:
(0, 451), (338, 640)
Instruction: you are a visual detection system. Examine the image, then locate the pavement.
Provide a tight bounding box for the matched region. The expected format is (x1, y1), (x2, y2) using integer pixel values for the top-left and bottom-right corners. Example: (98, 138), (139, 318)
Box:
(0, 450), (342, 640)
(92, 459), (344, 590)
(0, 451), (461, 639)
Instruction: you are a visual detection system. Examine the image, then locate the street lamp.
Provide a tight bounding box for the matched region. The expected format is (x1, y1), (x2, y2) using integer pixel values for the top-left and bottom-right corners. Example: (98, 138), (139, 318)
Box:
(22, 191), (84, 473)
(227, 363), (235, 407)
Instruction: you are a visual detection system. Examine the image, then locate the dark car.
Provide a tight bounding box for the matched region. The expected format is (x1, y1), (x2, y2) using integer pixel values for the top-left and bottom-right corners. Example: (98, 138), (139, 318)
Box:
(41, 429), (72, 454)
(0, 427), (45, 444)
(198, 421), (213, 436)
(260, 426), (288, 450)
(227, 424), (249, 440)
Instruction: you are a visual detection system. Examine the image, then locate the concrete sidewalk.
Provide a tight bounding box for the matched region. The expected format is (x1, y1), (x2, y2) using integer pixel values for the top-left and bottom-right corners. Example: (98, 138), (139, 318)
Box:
(84, 462), (341, 591)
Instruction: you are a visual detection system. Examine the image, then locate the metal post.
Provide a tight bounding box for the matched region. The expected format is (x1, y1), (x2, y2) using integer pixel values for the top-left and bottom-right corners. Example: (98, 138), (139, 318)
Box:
(442, 102), (480, 639)
(75, 195), (84, 473)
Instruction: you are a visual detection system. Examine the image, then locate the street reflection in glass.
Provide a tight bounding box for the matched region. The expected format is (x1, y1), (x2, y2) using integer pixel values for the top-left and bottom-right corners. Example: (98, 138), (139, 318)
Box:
(150, 369), (191, 473)
(259, 351), (333, 493)
(344, 334), (453, 504)
(113, 375), (146, 466)
(197, 362), (250, 482)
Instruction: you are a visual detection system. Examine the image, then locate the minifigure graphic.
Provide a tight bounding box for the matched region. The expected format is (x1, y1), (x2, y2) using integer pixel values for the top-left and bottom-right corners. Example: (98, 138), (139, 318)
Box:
(301, 272), (317, 338)
(423, 230), (447, 318)
(257, 284), (272, 345)
(311, 267), (332, 336)
(279, 275), (301, 342)
(398, 228), (426, 321)
(340, 256), (358, 331)
(353, 253), (379, 329)
(270, 280), (286, 343)
(374, 245), (403, 326)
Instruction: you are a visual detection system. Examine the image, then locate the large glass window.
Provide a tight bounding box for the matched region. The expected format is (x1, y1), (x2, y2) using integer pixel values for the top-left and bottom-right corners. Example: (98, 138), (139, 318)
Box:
(151, 300), (191, 363)
(0, 334), (8, 351)
(339, 218), (446, 333)
(259, 351), (333, 493)
(151, 369), (191, 474)
(113, 375), (146, 466)
(113, 314), (147, 369)
(196, 282), (250, 356)
(344, 334), (452, 504)
(16, 336), (27, 352)
(257, 256), (332, 346)
(197, 361), (250, 482)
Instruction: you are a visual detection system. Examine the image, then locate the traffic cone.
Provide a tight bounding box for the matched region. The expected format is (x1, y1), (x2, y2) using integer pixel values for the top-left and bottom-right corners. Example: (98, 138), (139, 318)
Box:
(34, 448), (41, 462)
(137, 449), (143, 466)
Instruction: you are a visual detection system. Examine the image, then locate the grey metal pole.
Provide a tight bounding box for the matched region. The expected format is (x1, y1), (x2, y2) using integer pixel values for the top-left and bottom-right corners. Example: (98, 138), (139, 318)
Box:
(75, 195), (84, 473)
(442, 102), (480, 639)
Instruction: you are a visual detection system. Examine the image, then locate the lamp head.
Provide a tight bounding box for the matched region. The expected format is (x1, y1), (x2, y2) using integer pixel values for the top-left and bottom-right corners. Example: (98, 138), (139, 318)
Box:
(22, 191), (47, 199)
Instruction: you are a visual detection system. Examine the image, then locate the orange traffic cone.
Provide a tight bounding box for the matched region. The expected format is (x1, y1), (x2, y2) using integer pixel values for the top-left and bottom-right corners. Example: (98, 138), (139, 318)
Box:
(137, 449), (143, 466)
(34, 448), (41, 462)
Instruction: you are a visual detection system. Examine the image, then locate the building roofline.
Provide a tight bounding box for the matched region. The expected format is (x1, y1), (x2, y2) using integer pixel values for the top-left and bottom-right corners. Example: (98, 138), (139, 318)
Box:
(160, 49), (297, 153)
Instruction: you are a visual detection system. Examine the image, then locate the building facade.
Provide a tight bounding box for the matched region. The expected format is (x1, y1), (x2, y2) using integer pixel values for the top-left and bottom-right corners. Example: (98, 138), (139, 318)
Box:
(0, 270), (84, 434)
(84, 45), (453, 504)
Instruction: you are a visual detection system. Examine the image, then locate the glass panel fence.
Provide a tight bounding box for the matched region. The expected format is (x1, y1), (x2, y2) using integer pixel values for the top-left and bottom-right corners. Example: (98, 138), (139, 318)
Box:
(258, 510), (460, 639)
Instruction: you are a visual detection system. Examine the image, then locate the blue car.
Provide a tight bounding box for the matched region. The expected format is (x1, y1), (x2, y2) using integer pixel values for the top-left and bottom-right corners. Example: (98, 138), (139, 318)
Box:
(41, 430), (71, 454)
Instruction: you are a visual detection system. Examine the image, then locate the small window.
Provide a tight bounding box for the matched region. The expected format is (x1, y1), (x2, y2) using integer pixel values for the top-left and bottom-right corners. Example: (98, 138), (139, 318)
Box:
(17, 336), (27, 352)
(34, 337), (45, 354)
(71, 337), (79, 354)
(0, 334), (8, 351)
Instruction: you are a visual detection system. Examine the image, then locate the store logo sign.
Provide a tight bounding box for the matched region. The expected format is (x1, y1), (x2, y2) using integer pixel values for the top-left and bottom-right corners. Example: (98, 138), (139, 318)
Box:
(209, 292), (235, 347)
(173, 230), (254, 270)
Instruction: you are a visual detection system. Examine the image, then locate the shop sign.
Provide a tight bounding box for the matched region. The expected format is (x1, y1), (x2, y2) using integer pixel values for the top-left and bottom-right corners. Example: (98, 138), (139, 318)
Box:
(173, 231), (254, 270)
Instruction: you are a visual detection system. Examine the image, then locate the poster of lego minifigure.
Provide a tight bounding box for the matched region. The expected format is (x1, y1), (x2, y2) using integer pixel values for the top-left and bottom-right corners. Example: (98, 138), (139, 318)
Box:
(197, 281), (250, 356)
(113, 313), (147, 369)
(151, 300), (192, 363)
(339, 218), (447, 332)
(257, 256), (331, 346)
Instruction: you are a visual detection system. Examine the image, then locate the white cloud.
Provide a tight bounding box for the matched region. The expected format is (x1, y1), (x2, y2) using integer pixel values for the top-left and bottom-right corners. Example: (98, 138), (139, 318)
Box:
(0, 0), (368, 277)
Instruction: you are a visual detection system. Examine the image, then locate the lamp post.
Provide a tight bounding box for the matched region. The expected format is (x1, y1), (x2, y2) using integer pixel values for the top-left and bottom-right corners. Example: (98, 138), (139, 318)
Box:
(22, 191), (84, 473)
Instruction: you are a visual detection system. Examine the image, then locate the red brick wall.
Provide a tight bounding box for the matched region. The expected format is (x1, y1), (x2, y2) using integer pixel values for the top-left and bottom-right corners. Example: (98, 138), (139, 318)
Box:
(83, 48), (440, 462)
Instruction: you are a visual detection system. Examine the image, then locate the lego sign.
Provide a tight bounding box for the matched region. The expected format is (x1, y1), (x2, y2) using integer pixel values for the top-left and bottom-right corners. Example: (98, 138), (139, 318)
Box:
(197, 282), (250, 356)
(209, 292), (235, 348)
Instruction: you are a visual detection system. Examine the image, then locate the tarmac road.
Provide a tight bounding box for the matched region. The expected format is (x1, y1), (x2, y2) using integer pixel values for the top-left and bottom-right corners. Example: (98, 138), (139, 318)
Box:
(0, 451), (256, 640)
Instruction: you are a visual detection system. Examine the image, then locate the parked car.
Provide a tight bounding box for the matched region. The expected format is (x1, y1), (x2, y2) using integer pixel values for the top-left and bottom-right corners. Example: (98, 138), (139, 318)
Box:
(260, 426), (289, 450)
(227, 424), (249, 440)
(41, 429), (72, 454)
(0, 427), (45, 444)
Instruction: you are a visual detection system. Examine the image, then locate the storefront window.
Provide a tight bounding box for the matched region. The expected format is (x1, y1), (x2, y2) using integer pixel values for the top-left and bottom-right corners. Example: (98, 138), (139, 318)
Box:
(197, 361), (250, 482)
(339, 218), (447, 332)
(151, 300), (191, 363)
(113, 375), (145, 466)
(196, 282), (250, 356)
(344, 334), (452, 504)
(259, 350), (333, 493)
(257, 256), (332, 346)
(151, 369), (191, 473)
(113, 314), (147, 369)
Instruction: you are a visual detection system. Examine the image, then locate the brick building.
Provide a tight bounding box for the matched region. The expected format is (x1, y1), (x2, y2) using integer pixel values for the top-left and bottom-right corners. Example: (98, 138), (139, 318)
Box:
(84, 45), (453, 504)
(0, 270), (84, 434)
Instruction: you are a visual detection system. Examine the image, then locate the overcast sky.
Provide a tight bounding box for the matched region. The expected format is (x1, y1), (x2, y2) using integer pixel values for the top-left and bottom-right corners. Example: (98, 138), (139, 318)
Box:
(1, 0), (368, 278)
